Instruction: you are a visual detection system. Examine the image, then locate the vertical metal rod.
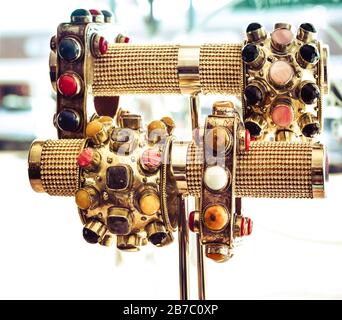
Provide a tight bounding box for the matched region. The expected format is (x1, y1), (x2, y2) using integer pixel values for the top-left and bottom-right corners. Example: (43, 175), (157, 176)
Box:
(178, 195), (189, 300)
(189, 94), (206, 300)
(195, 198), (206, 300)
(190, 95), (200, 131)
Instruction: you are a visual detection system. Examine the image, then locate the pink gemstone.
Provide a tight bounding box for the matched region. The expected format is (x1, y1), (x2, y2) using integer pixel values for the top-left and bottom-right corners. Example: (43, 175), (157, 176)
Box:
(272, 104), (294, 127)
(188, 211), (195, 232)
(78, 148), (94, 168)
(269, 60), (294, 87)
(271, 28), (293, 47)
(141, 149), (161, 170)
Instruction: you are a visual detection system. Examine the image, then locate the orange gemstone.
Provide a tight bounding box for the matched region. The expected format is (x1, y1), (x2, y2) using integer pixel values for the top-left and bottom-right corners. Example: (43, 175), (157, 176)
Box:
(75, 187), (98, 210)
(86, 121), (103, 137)
(204, 205), (229, 231)
(98, 116), (113, 123)
(206, 253), (227, 263)
(75, 189), (92, 210)
(139, 192), (160, 216)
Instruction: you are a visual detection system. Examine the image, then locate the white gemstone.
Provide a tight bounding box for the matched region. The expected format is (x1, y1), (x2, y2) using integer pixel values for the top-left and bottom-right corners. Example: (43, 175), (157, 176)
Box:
(204, 166), (229, 191)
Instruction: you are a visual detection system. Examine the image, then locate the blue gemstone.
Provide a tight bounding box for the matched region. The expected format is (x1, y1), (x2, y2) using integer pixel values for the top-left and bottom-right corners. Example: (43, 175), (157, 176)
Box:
(71, 9), (91, 17)
(57, 109), (80, 132)
(58, 37), (81, 62)
(101, 10), (113, 22)
(101, 10), (113, 18)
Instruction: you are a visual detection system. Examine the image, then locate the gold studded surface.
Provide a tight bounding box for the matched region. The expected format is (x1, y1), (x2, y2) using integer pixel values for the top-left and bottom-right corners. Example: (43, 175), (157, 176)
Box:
(93, 44), (180, 95)
(40, 139), (83, 196)
(186, 142), (204, 196)
(92, 43), (242, 95)
(200, 44), (242, 95)
(235, 142), (313, 198)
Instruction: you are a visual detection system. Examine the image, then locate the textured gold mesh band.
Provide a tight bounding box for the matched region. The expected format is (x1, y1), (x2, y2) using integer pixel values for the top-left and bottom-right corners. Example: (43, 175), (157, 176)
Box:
(40, 139), (84, 196)
(92, 43), (242, 95)
(186, 142), (204, 196)
(199, 44), (242, 95)
(235, 142), (313, 198)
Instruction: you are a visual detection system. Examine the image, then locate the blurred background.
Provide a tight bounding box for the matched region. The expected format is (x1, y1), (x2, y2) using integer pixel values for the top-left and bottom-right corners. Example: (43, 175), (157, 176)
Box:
(1, 0), (342, 300)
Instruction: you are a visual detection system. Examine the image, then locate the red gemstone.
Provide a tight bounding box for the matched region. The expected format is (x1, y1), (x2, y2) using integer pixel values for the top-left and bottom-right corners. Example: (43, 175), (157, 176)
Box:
(188, 211), (195, 232)
(78, 148), (94, 168)
(141, 149), (162, 171)
(240, 217), (245, 236)
(99, 37), (108, 55)
(57, 73), (78, 97)
(247, 218), (253, 235)
(89, 9), (101, 15)
(245, 129), (250, 151)
(116, 34), (130, 43)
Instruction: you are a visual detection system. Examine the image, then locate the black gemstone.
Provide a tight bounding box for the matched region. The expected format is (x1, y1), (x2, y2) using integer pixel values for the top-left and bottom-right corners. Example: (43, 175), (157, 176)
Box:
(71, 9), (91, 17)
(58, 38), (80, 61)
(246, 23), (262, 33)
(244, 85), (263, 105)
(302, 123), (320, 137)
(107, 216), (129, 235)
(242, 44), (259, 63)
(57, 110), (80, 132)
(301, 83), (320, 104)
(300, 23), (316, 33)
(299, 44), (319, 63)
(83, 227), (99, 244)
(245, 121), (262, 137)
(149, 232), (167, 246)
(106, 166), (130, 190)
